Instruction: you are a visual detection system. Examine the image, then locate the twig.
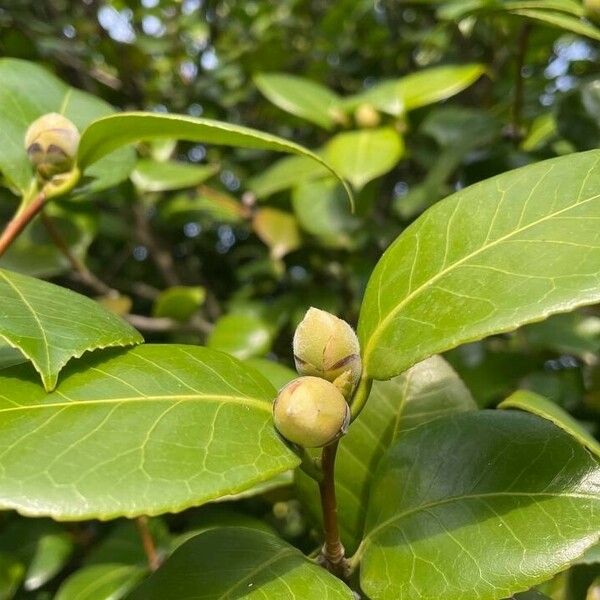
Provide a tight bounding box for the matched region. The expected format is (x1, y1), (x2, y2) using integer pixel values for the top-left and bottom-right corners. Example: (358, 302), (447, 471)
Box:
(41, 212), (115, 296)
(132, 202), (180, 287)
(125, 313), (213, 335)
(135, 516), (161, 572)
(318, 441), (349, 579)
(0, 191), (46, 259)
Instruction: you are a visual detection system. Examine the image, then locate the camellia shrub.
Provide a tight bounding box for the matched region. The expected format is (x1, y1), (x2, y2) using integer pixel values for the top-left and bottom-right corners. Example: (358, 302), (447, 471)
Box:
(0, 2), (599, 599)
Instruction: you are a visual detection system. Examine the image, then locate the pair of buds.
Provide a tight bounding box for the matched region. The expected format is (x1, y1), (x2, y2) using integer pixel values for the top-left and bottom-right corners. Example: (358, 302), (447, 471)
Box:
(273, 308), (362, 448)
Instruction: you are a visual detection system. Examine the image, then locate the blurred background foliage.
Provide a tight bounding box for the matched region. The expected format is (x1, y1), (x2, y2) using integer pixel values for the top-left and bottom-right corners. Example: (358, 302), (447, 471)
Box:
(1, 1), (600, 598)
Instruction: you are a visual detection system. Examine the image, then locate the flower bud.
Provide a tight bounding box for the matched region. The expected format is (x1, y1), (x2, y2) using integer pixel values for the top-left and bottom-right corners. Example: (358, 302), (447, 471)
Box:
(355, 103), (381, 128)
(25, 113), (80, 180)
(585, 0), (600, 20)
(293, 308), (362, 395)
(273, 376), (350, 448)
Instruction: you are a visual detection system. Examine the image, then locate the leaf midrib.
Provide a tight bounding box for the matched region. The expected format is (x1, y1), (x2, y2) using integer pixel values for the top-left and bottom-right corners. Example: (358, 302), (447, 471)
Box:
(0, 393), (271, 414)
(359, 490), (598, 553)
(363, 187), (600, 372)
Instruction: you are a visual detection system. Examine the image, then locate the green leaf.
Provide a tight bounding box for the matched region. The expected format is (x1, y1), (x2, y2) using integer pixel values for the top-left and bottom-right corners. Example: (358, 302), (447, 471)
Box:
(297, 356), (475, 553)
(0, 344), (26, 371)
(247, 154), (330, 198)
(521, 113), (557, 152)
(208, 314), (274, 360)
(510, 9), (600, 41)
(0, 344), (299, 520)
(504, 0), (584, 16)
(579, 542), (600, 565)
(254, 73), (343, 129)
(0, 553), (24, 600)
(77, 112), (353, 208)
(324, 127), (404, 190)
(359, 150), (600, 380)
(292, 178), (360, 248)
(252, 208), (302, 259)
(152, 286), (206, 322)
(244, 358), (296, 390)
(0, 58), (135, 196)
(126, 527), (354, 600)
(358, 411), (600, 600)
(522, 312), (600, 358)
(343, 64), (485, 115)
(55, 564), (146, 600)
(499, 390), (600, 457)
(0, 268), (142, 390)
(130, 159), (218, 192)
(24, 531), (73, 591)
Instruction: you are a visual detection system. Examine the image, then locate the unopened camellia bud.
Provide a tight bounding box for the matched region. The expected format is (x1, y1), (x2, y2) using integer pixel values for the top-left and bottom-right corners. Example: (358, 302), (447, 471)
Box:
(585, 0), (600, 20)
(355, 103), (381, 128)
(293, 307), (362, 396)
(273, 376), (350, 448)
(25, 113), (80, 180)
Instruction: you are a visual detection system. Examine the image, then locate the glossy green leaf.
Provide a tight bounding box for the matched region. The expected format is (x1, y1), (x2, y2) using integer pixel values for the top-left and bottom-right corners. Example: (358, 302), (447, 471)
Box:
(254, 73), (343, 129)
(208, 314), (273, 360)
(126, 527), (354, 600)
(247, 154), (330, 198)
(245, 358), (296, 390)
(24, 531), (73, 591)
(297, 356), (475, 553)
(77, 112), (353, 207)
(499, 390), (600, 457)
(160, 188), (245, 224)
(0, 344), (299, 520)
(0, 268), (142, 390)
(579, 542), (600, 565)
(130, 159), (218, 192)
(152, 286), (206, 322)
(252, 208), (302, 259)
(521, 113), (557, 152)
(292, 178), (359, 248)
(0, 344), (26, 370)
(324, 127), (404, 190)
(0, 58), (134, 196)
(0, 553), (24, 600)
(510, 9), (600, 41)
(504, 0), (584, 15)
(343, 64), (485, 115)
(358, 411), (600, 600)
(522, 312), (600, 358)
(55, 564), (146, 600)
(359, 150), (600, 380)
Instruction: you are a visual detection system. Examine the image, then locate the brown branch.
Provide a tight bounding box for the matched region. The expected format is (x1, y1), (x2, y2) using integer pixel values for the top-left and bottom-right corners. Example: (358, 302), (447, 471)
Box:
(41, 212), (115, 296)
(0, 192), (47, 259)
(125, 313), (212, 335)
(318, 441), (349, 579)
(135, 516), (161, 572)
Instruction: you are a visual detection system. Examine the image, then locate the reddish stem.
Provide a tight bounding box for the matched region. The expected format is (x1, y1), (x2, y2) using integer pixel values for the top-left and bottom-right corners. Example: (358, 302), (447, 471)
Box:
(0, 192), (46, 258)
(318, 441), (349, 578)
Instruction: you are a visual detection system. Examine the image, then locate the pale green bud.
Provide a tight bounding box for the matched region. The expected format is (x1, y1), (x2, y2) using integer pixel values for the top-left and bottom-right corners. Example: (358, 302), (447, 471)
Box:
(293, 308), (362, 395)
(585, 0), (600, 20)
(273, 376), (350, 448)
(25, 113), (80, 180)
(355, 103), (381, 128)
